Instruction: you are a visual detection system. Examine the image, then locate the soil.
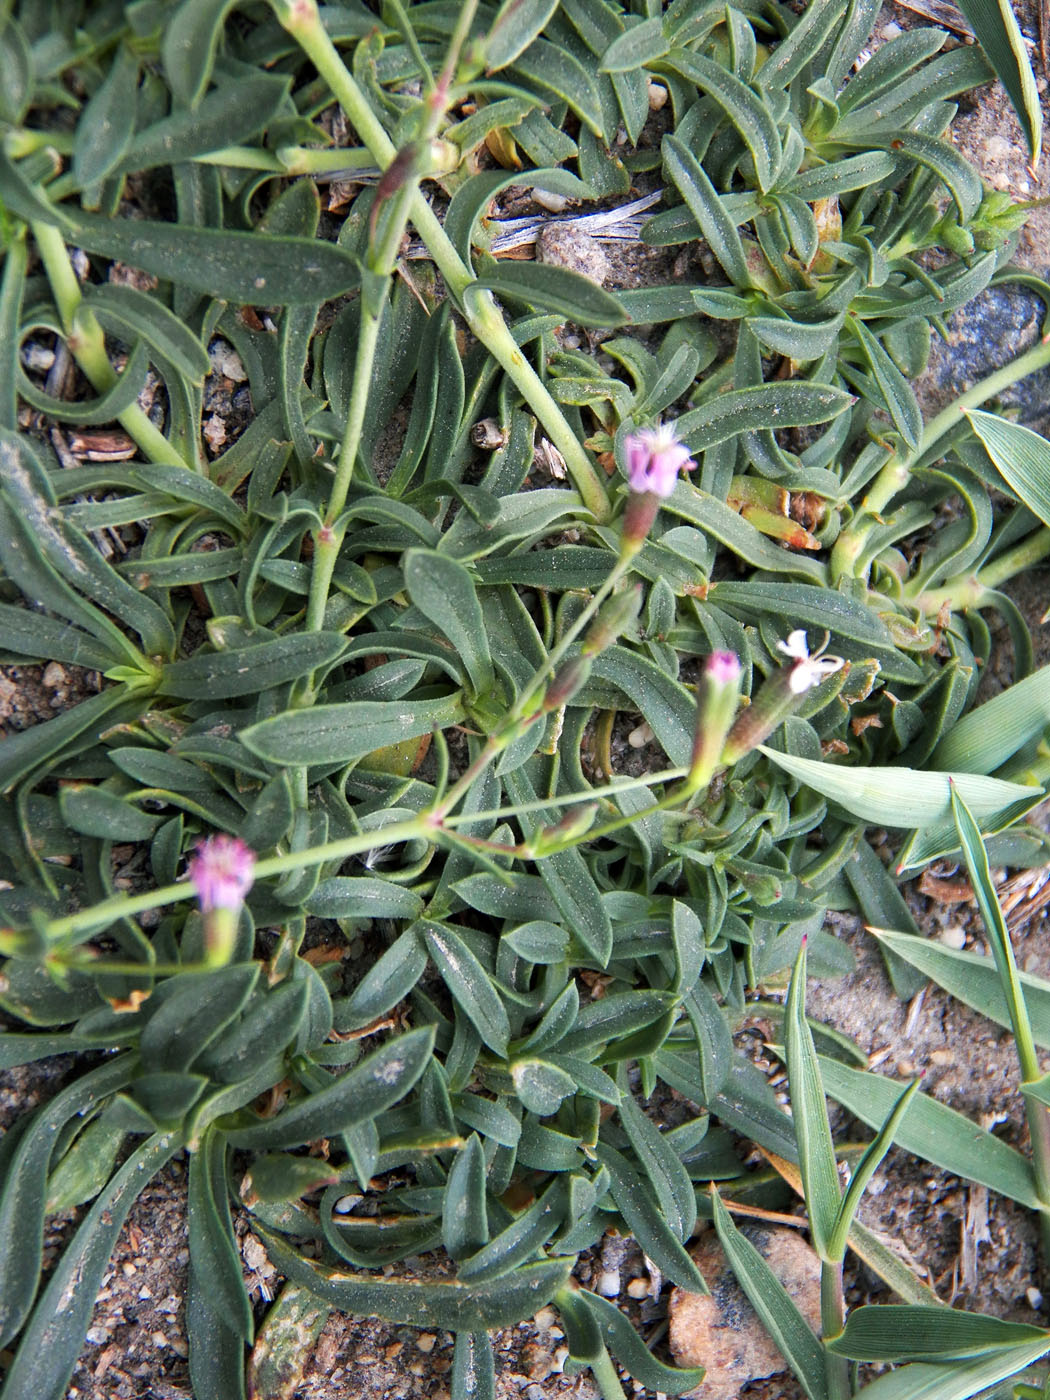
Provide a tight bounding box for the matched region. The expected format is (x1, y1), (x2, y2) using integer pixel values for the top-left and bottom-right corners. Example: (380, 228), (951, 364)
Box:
(6, 5), (1050, 1399)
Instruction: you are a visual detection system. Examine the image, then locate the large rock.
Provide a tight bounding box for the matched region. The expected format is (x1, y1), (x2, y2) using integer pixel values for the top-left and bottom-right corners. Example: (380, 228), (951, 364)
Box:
(668, 1226), (821, 1400)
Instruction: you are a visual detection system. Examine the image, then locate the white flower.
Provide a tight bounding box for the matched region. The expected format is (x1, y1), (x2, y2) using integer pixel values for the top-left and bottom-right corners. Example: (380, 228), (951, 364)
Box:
(776, 630), (844, 694)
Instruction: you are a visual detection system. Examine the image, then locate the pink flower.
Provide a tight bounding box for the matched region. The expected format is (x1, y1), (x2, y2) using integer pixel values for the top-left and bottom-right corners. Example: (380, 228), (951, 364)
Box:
(624, 423), (696, 498)
(188, 835), (256, 913)
(706, 650), (742, 686)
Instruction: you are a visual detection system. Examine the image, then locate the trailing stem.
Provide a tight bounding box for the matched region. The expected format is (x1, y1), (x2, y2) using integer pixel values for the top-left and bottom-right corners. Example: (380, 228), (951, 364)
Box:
(270, 0), (611, 522)
(30, 222), (191, 470)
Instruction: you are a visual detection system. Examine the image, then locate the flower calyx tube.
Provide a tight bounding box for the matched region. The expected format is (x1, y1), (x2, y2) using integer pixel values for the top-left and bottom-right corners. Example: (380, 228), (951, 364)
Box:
(619, 422), (696, 556)
(686, 650), (743, 792)
(721, 631), (844, 765)
(188, 834), (256, 967)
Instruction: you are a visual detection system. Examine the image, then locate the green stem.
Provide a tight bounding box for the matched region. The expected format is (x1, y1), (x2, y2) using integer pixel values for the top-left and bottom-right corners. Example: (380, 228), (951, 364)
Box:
(30, 222), (190, 469)
(820, 1262), (850, 1400)
(431, 555), (634, 821)
(272, 0), (610, 522)
(588, 1348), (628, 1400)
(913, 525), (1050, 616)
(44, 814), (435, 945)
(833, 330), (1050, 584)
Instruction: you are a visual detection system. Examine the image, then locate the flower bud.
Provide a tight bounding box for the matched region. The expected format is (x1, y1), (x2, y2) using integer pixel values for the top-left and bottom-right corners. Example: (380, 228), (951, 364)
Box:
(687, 651), (742, 789)
(581, 583), (643, 657)
(530, 803), (599, 855)
(543, 655), (592, 711)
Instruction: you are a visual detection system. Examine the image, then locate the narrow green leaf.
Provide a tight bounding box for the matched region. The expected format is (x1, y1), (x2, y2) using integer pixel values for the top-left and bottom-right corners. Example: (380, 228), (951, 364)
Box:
(188, 1129), (253, 1339)
(597, 1142), (708, 1291)
(443, 1133), (489, 1259)
(710, 1188), (829, 1400)
(473, 260), (626, 327)
(258, 1228), (572, 1330)
(0, 1133), (178, 1400)
(72, 43), (139, 188)
(661, 53), (781, 192)
(674, 383), (855, 452)
(403, 549), (494, 697)
(485, 0), (559, 70)
(451, 1333), (495, 1400)
(618, 1083), (696, 1241)
(601, 18), (667, 72)
(578, 1290), (706, 1395)
(424, 924), (511, 1058)
(223, 1027), (435, 1150)
(241, 692), (464, 766)
(70, 211), (360, 305)
(162, 0), (241, 106)
(876, 132), (982, 222)
(664, 134), (752, 286)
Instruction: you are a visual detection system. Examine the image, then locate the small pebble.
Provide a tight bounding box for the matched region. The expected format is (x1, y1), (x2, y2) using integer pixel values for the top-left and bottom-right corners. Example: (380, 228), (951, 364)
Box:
(534, 189), (570, 213)
(1028, 1287), (1043, 1309)
(626, 1277), (650, 1299)
(648, 81), (668, 111)
(536, 221), (610, 287)
(939, 925), (966, 950)
(20, 343), (55, 372)
(534, 1306), (557, 1329)
(42, 661), (67, 690)
(416, 1333), (437, 1353)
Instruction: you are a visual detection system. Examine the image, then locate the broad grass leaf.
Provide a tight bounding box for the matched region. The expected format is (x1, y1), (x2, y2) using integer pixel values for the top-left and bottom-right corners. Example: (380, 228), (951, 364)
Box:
(139, 965), (259, 1075)
(58, 784), (162, 842)
(931, 661), (1050, 773)
(784, 945), (839, 1259)
(710, 1189), (829, 1400)
(966, 409), (1050, 528)
(817, 1056), (1040, 1209)
(853, 1341), (1050, 1400)
(829, 1304), (1047, 1361)
(955, 0), (1041, 160)
(759, 748), (1038, 828)
(872, 929), (1050, 1050)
